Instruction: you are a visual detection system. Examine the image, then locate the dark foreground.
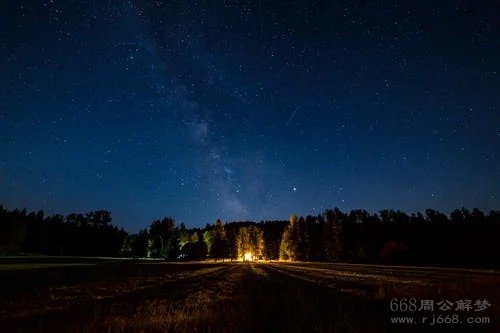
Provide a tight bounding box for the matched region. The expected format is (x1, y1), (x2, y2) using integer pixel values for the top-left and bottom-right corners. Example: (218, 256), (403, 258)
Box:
(0, 259), (498, 332)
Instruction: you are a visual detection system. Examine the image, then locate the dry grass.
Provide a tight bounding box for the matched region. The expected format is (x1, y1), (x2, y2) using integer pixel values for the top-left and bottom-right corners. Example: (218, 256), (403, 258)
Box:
(1, 260), (498, 332)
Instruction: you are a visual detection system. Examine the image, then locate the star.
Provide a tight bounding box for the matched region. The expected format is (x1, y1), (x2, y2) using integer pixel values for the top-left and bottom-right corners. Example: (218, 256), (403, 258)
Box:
(1, 0), (498, 231)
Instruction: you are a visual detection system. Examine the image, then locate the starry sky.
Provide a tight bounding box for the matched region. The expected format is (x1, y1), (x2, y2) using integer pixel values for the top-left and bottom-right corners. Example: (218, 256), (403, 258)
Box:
(1, 1), (499, 231)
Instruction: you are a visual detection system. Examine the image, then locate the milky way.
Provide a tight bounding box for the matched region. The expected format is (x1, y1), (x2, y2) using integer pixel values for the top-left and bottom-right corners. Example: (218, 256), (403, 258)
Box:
(1, 1), (499, 231)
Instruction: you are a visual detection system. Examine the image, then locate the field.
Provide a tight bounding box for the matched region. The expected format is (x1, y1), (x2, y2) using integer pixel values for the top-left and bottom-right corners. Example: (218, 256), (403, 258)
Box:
(0, 258), (498, 332)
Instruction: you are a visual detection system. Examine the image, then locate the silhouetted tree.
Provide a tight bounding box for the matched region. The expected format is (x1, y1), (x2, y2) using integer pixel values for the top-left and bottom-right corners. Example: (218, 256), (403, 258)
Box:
(149, 217), (176, 258)
(1, 204), (500, 268)
(131, 229), (150, 257)
(210, 219), (228, 261)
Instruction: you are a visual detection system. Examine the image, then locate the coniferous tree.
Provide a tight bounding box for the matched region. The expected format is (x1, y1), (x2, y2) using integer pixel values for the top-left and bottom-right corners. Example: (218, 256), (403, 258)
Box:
(280, 214), (298, 260)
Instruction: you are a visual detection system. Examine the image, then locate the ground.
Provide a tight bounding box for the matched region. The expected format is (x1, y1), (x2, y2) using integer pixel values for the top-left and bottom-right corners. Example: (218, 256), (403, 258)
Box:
(0, 258), (498, 332)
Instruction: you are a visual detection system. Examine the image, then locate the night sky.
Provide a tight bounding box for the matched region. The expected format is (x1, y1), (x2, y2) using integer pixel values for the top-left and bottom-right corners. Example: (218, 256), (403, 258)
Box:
(1, 1), (499, 231)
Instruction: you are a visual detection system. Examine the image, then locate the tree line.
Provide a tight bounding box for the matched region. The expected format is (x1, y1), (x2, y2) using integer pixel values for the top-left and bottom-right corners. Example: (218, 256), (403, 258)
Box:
(0, 206), (126, 256)
(279, 208), (500, 268)
(1, 205), (499, 268)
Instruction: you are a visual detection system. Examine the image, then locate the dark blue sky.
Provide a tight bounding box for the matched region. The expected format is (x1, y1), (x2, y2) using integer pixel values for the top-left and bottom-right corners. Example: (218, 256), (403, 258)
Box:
(1, 1), (499, 231)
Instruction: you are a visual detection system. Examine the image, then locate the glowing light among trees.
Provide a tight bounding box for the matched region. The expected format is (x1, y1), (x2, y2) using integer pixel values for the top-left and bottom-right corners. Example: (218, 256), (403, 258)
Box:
(237, 225), (264, 261)
(243, 252), (253, 261)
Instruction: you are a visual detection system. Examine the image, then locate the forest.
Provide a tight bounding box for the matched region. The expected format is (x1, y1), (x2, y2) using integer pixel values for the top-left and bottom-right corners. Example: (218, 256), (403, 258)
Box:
(1, 205), (499, 268)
